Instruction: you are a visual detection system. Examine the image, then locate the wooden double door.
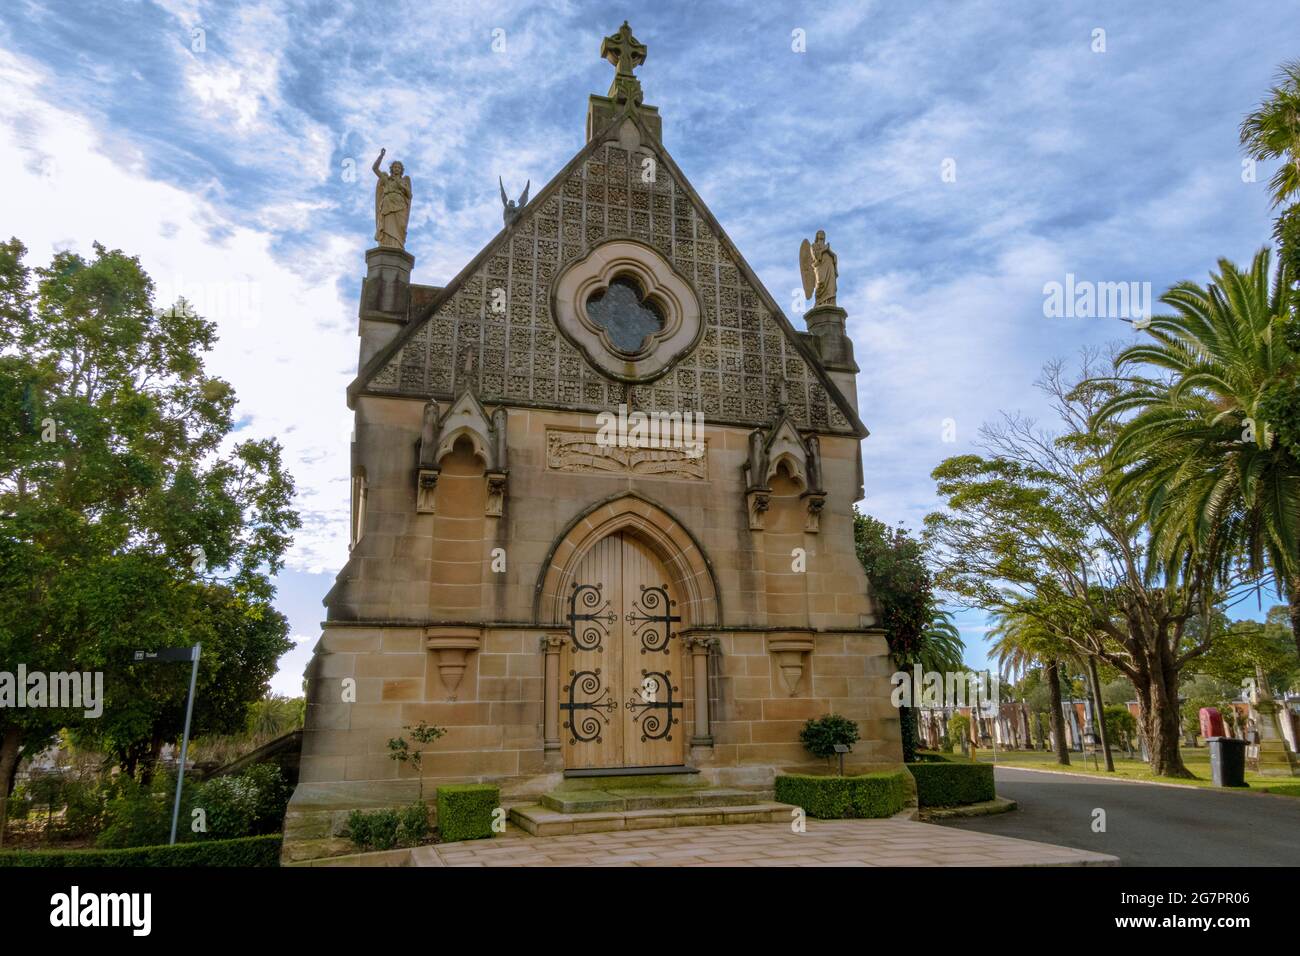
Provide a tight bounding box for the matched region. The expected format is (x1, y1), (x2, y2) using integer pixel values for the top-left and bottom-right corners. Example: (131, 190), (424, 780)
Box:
(562, 533), (685, 770)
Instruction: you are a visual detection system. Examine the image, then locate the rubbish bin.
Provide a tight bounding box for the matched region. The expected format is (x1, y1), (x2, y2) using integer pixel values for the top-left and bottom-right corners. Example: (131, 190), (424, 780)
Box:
(1207, 737), (1247, 787)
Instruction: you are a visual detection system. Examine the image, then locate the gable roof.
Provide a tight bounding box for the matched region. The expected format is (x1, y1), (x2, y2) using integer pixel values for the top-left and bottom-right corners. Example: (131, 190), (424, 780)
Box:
(349, 106), (867, 439)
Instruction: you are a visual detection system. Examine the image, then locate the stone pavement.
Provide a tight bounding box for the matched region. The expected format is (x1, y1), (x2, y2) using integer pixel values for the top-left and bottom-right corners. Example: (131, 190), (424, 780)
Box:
(408, 819), (1117, 866)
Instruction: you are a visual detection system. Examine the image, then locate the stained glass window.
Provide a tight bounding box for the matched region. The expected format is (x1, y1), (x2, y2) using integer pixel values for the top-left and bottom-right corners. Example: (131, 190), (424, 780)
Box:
(585, 276), (664, 353)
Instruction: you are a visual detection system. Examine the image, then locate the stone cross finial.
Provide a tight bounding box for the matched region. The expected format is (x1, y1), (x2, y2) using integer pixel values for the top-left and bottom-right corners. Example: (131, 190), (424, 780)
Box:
(601, 21), (646, 105)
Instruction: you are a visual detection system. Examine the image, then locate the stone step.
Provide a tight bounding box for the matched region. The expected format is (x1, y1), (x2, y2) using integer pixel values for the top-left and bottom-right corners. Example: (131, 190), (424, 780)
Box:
(509, 801), (796, 837)
(539, 786), (766, 813)
(553, 771), (705, 792)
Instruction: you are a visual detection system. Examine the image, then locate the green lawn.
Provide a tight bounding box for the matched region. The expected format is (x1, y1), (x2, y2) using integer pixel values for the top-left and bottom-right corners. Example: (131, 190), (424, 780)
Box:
(936, 747), (1300, 795)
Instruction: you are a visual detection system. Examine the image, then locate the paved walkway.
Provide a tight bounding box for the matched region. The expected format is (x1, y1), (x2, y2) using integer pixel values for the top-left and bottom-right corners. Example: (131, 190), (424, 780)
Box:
(409, 818), (1116, 866)
(940, 767), (1300, 866)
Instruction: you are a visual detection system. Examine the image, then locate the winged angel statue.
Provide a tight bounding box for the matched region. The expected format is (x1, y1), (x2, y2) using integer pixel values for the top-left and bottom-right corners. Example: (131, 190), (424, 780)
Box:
(500, 177), (530, 227)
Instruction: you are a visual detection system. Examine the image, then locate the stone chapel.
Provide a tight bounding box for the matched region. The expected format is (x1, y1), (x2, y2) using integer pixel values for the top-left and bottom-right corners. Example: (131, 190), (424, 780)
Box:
(286, 22), (901, 858)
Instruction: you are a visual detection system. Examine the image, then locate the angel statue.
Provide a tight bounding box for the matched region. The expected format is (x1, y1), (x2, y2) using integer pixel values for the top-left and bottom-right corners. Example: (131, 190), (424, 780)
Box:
(500, 176), (530, 227)
(372, 148), (412, 250)
(799, 229), (838, 307)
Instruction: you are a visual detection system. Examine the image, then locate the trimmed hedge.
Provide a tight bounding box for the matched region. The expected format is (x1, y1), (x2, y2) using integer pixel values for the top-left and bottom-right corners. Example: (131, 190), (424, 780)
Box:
(774, 771), (909, 819)
(436, 784), (499, 842)
(907, 761), (995, 807)
(0, 834), (282, 868)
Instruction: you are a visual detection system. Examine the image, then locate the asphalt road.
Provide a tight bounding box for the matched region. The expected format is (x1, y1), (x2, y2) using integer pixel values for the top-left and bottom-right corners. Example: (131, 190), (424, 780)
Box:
(937, 767), (1300, 865)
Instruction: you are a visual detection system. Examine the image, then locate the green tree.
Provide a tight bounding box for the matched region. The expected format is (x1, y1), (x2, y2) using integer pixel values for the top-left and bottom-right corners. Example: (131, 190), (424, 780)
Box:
(1240, 60), (1300, 211)
(1091, 251), (1300, 660)
(1191, 607), (1298, 694)
(247, 694), (307, 738)
(854, 512), (965, 761)
(1103, 705), (1136, 751)
(988, 607), (1073, 765)
(928, 353), (1225, 777)
(0, 239), (300, 831)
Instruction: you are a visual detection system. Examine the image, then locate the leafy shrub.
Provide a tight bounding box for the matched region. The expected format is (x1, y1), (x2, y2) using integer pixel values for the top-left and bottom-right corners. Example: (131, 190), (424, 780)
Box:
(96, 774), (195, 849)
(907, 762), (995, 807)
(436, 784), (499, 842)
(195, 776), (259, 839)
(798, 714), (861, 760)
(346, 808), (401, 851)
(22, 774), (65, 828)
(346, 802), (433, 852)
(345, 810), (372, 849)
(946, 714), (970, 748)
(774, 771), (909, 819)
(61, 779), (108, 838)
(910, 751), (952, 763)
(1103, 705), (1137, 750)
(398, 802), (431, 846)
(242, 764), (290, 832)
(193, 764), (290, 839)
(7, 781), (34, 820)
(0, 835), (281, 867)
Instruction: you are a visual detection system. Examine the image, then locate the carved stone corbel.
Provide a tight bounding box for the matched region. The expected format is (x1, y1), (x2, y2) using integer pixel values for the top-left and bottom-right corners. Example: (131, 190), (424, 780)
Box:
(485, 406), (509, 518)
(746, 488), (770, 531)
(416, 468), (440, 514)
(424, 626), (482, 701)
(801, 434), (826, 531)
(767, 633), (815, 697)
(485, 471), (508, 517)
(802, 492), (826, 532)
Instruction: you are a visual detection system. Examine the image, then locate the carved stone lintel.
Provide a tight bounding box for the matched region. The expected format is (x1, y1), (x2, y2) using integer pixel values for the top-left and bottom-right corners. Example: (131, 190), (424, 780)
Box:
(546, 428), (707, 479)
(803, 492), (827, 533)
(424, 626), (481, 701)
(767, 634), (815, 697)
(746, 489), (771, 531)
(485, 471), (508, 517)
(416, 468), (440, 514)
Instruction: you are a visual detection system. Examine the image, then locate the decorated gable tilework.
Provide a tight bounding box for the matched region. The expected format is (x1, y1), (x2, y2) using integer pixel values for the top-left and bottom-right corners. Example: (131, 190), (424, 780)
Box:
(369, 143), (851, 433)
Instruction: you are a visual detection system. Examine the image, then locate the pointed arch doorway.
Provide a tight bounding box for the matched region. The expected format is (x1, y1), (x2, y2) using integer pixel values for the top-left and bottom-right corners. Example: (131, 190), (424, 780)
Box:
(561, 532), (686, 770)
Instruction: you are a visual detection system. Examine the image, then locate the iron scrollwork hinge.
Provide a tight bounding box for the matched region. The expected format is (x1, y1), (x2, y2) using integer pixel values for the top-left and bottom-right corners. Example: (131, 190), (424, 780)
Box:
(562, 668), (618, 745)
(625, 669), (681, 742)
(568, 581), (616, 652)
(624, 583), (680, 654)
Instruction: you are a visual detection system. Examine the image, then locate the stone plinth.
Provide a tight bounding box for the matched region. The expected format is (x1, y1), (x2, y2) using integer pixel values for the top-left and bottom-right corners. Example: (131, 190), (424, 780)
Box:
(803, 303), (856, 371)
(359, 246), (414, 369)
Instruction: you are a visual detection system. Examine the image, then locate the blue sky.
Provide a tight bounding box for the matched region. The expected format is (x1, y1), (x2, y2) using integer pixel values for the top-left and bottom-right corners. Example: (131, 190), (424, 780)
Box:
(1, 0), (1294, 691)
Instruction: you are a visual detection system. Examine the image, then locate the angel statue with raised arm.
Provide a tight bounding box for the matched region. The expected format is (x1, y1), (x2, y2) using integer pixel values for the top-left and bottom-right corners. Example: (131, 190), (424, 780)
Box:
(799, 229), (838, 307)
(372, 148), (411, 249)
(500, 176), (530, 227)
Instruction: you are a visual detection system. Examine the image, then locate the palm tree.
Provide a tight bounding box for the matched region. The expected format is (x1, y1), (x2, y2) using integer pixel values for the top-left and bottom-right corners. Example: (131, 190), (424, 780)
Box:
(988, 610), (1071, 765)
(247, 695), (304, 738)
(1094, 250), (1300, 658)
(1240, 60), (1300, 209)
(916, 606), (965, 673)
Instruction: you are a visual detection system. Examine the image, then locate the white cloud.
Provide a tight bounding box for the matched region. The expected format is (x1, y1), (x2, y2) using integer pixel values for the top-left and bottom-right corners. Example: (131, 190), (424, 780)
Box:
(0, 45), (356, 574)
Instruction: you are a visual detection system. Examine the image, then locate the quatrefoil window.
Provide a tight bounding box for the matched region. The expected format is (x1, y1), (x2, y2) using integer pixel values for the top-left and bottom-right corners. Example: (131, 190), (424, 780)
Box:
(552, 239), (703, 383)
(585, 276), (665, 354)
